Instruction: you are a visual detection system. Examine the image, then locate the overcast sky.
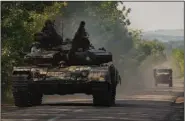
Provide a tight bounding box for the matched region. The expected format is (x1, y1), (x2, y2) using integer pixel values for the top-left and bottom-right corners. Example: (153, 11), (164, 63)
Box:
(119, 2), (184, 31)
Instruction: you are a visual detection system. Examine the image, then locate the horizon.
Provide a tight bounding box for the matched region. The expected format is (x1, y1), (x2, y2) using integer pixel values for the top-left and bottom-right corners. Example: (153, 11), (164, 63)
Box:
(118, 2), (184, 31)
(142, 29), (184, 32)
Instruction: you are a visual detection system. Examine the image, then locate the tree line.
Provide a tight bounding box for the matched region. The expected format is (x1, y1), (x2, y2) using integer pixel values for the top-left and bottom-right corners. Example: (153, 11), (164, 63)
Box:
(172, 48), (184, 77)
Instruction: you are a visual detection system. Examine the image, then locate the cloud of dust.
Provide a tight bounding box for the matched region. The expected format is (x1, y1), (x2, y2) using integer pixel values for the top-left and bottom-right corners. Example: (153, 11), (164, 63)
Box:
(116, 53), (170, 95)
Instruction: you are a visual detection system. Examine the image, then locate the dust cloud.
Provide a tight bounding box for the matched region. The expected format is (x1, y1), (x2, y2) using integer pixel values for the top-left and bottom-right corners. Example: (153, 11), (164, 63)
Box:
(116, 54), (171, 95)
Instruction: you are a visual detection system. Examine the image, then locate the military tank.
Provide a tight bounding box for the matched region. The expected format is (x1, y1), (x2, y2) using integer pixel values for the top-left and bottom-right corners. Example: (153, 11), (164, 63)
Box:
(12, 21), (121, 107)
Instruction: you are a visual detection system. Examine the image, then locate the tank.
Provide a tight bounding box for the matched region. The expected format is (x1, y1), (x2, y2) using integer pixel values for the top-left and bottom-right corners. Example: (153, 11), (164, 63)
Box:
(12, 21), (121, 107)
(153, 68), (173, 87)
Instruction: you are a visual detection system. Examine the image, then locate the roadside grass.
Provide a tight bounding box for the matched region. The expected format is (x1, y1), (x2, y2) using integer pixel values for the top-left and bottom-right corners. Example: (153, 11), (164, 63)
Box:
(2, 91), (14, 105)
(180, 76), (184, 81)
(175, 97), (184, 104)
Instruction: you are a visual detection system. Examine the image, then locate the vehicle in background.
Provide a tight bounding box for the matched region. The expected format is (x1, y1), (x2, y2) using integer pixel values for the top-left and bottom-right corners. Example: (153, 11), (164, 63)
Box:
(153, 68), (173, 87)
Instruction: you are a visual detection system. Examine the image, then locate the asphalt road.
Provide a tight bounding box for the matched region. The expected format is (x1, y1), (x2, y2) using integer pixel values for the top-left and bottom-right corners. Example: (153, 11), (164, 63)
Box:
(1, 80), (184, 121)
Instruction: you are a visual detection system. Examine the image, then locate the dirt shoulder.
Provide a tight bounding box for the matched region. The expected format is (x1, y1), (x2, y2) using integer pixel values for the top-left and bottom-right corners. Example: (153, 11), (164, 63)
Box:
(175, 96), (184, 104)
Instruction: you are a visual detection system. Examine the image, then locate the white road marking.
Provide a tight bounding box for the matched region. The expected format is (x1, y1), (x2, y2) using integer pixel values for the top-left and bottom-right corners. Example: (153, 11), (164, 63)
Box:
(47, 109), (85, 121)
(1, 119), (37, 121)
(43, 95), (175, 103)
(47, 114), (66, 121)
(73, 109), (84, 112)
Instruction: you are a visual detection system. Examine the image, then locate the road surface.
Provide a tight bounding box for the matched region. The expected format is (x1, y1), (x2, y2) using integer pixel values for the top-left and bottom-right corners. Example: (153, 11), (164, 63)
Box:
(1, 80), (184, 121)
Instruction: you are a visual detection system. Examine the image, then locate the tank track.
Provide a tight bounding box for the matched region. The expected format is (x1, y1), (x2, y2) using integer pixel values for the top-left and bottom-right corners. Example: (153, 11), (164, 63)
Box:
(12, 76), (43, 107)
(92, 83), (116, 106)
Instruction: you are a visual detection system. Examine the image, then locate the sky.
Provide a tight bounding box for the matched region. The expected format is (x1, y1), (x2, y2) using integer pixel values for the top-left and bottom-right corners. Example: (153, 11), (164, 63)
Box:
(118, 2), (184, 31)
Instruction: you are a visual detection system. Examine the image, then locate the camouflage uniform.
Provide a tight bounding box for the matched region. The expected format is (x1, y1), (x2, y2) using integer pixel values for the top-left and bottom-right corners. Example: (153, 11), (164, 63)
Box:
(71, 21), (90, 52)
(36, 20), (63, 49)
(41, 20), (56, 36)
(34, 32), (49, 49)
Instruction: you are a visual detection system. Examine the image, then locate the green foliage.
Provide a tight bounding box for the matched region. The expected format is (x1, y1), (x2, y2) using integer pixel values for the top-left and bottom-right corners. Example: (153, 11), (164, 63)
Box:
(1, 1), (65, 101)
(125, 29), (166, 66)
(138, 41), (165, 55)
(172, 48), (184, 77)
(163, 40), (184, 56)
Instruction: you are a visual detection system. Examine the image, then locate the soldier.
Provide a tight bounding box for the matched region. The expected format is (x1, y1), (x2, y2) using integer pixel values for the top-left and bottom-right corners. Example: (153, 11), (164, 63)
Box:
(71, 21), (90, 52)
(34, 32), (50, 49)
(41, 20), (55, 34)
(41, 19), (63, 47)
(67, 21), (90, 64)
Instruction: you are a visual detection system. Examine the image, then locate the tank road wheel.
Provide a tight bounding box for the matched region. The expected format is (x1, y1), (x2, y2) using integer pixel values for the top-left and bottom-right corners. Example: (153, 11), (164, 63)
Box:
(12, 87), (31, 107)
(111, 85), (116, 105)
(169, 83), (172, 87)
(12, 87), (43, 107)
(169, 76), (173, 87)
(12, 76), (43, 107)
(93, 83), (115, 107)
(30, 91), (43, 106)
(169, 80), (173, 87)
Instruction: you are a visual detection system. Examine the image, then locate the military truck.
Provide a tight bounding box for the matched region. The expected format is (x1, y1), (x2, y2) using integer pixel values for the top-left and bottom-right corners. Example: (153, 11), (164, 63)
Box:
(12, 21), (121, 107)
(153, 68), (173, 87)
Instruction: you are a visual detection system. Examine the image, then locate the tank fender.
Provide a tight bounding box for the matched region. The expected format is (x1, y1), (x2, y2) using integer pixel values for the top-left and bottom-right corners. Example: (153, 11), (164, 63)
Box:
(12, 67), (32, 75)
(108, 64), (121, 85)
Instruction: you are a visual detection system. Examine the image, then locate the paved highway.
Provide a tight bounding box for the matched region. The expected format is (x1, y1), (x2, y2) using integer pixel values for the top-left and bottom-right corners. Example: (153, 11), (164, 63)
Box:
(1, 80), (184, 121)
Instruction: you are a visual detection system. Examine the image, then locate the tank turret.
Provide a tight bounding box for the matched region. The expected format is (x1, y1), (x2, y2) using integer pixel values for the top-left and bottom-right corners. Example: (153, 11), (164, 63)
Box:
(24, 21), (112, 66)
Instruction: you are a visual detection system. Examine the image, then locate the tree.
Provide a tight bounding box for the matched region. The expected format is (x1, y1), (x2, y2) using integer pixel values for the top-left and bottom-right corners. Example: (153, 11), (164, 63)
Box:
(172, 48), (184, 77)
(1, 1), (65, 101)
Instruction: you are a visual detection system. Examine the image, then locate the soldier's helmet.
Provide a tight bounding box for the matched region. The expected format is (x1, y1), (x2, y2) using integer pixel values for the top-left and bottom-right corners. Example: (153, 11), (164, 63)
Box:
(80, 21), (85, 27)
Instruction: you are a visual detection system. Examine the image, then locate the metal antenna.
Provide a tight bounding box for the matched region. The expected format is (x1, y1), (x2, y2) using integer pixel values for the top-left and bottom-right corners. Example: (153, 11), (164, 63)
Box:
(62, 19), (64, 41)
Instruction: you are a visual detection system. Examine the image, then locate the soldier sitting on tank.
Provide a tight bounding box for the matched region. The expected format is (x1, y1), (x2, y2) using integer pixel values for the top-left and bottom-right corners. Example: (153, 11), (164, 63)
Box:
(99, 47), (106, 51)
(71, 21), (90, 52)
(67, 21), (91, 64)
(41, 19), (63, 48)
